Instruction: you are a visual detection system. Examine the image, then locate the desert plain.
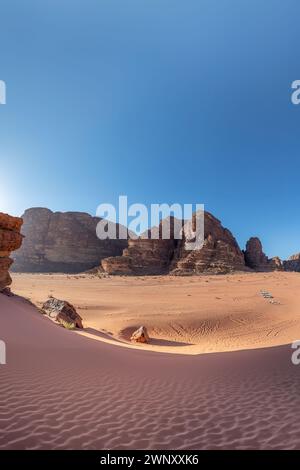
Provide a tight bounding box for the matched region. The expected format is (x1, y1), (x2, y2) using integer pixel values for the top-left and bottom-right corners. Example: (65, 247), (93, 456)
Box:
(11, 271), (300, 354)
(1, 271), (300, 450)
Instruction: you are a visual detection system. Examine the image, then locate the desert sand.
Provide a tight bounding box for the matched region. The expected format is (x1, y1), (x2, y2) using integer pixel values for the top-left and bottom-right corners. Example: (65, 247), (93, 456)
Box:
(11, 271), (300, 354)
(0, 288), (300, 450)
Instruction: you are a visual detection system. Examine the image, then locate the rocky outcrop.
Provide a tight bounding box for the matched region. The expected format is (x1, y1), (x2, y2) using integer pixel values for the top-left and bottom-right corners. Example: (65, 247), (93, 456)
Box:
(171, 212), (246, 275)
(42, 297), (83, 328)
(244, 237), (283, 271)
(0, 213), (23, 291)
(102, 211), (247, 275)
(12, 208), (128, 273)
(284, 253), (300, 272)
(269, 256), (284, 271)
(101, 217), (182, 275)
(130, 326), (150, 343)
(102, 239), (177, 275)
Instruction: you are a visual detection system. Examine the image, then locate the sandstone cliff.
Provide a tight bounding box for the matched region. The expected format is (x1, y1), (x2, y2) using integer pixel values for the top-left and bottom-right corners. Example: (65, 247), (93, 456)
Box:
(102, 217), (181, 275)
(244, 237), (283, 271)
(171, 212), (246, 274)
(284, 253), (300, 272)
(0, 212), (23, 290)
(102, 212), (247, 275)
(12, 208), (127, 273)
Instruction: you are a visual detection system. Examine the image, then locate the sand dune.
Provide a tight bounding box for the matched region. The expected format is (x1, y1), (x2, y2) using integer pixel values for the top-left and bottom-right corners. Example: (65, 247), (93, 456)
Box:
(11, 271), (300, 354)
(0, 292), (300, 450)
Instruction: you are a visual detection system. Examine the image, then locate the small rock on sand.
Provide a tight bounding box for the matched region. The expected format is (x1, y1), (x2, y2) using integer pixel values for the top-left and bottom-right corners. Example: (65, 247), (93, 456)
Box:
(130, 326), (150, 343)
(42, 297), (83, 329)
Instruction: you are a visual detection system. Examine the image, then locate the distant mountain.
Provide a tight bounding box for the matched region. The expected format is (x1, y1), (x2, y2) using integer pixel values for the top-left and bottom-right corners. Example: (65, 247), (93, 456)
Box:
(284, 253), (300, 272)
(102, 212), (247, 275)
(11, 207), (299, 276)
(12, 208), (128, 273)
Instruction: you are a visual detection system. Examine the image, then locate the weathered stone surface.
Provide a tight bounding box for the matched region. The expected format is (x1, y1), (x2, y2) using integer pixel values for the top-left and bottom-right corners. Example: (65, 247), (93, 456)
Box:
(101, 217), (181, 275)
(244, 237), (283, 271)
(284, 253), (300, 272)
(269, 256), (284, 271)
(102, 211), (246, 275)
(171, 212), (246, 275)
(130, 326), (150, 343)
(102, 239), (177, 275)
(42, 297), (83, 328)
(0, 213), (23, 291)
(12, 208), (128, 273)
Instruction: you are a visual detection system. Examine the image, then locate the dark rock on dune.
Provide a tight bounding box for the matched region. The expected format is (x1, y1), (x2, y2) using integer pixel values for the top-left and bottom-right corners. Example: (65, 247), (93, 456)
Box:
(42, 297), (83, 329)
(12, 208), (128, 273)
(0, 212), (23, 291)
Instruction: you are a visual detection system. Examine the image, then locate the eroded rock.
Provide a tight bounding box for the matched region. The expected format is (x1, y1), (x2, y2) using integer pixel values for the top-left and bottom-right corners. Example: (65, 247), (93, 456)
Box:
(244, 237), (283, 271)
(102, 211), (246, 275)
(42, 297), (83, 329)
(284, 253), (300, 272)
(12, 208), (128, 273)
(0, 212), (23, 291)
(130, 326), (150, 343)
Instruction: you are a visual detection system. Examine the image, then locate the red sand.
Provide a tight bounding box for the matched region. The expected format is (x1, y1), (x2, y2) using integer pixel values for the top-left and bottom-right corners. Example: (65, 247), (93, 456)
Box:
(0, 293), (300, 450)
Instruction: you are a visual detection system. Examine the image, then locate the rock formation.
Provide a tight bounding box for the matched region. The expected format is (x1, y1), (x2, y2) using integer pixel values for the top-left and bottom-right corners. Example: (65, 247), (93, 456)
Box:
(102, 211), (247, 275)
(101, 217), (182, 275)
(12, 208), (128, 273)
(42, 297), (83, 329)
(244, 237), (283, 271)
(171, 212), (246, 274)
(0, 212), (23, 291)
(130, 326), (150, 343)
(284, 253), (300, 272)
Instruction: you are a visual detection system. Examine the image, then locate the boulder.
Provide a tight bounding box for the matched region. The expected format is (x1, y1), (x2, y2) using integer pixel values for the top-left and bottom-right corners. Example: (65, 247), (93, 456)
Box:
(12, 208), (128, 273)
(130, 326), (150, 343)
(42, 297), (83, 328)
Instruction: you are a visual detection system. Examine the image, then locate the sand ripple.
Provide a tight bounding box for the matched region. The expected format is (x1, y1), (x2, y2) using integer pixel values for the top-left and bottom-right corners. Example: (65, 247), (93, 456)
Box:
(1, 294), (300, 449)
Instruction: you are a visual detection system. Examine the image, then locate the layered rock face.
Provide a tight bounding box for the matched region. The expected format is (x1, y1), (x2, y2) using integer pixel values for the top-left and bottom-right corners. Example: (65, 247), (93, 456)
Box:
(102, 218), (181, 275)
(0, 212), (23, 290)
(171, 212), (246, 275)
(244, 237), (283, 271)
(42, 297), (83, 329)
(102, 212), (247, 275)
(102, 239), (176, 275)
(12, 208), (127, 273)
(284, 253), (300, 272)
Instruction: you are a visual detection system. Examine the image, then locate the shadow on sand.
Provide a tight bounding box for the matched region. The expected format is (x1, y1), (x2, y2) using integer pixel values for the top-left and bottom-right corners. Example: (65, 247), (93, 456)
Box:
(85, 327), (192, 347)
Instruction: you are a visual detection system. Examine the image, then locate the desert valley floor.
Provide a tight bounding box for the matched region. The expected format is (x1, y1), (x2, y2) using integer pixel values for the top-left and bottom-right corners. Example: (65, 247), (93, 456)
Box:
(11, 271), (300, 354)
(1, 271), (300, 449)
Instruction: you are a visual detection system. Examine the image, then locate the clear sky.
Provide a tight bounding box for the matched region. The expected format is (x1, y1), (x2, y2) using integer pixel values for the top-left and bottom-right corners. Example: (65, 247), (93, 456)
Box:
(0, 0), (299, 259)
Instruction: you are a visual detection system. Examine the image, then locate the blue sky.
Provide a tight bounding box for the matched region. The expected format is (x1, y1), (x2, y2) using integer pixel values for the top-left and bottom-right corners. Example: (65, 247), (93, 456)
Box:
(0, 0), (299, 259)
